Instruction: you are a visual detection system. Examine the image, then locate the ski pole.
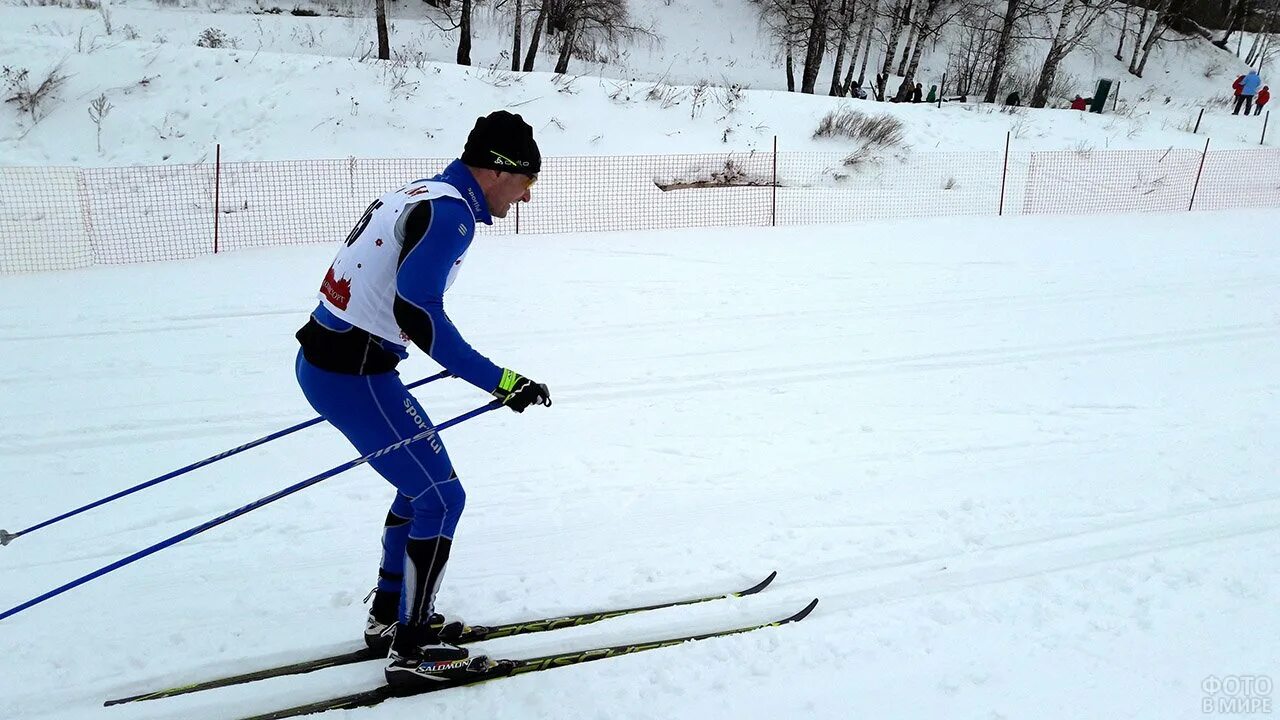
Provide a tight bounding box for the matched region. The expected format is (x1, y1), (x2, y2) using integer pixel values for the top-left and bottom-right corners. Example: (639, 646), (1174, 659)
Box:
(0, 400), (502, 623)
(0, 371), (453, 548)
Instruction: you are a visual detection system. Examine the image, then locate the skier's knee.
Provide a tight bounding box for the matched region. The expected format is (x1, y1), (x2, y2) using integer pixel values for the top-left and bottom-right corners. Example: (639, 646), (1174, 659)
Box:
(408, 470), (465, 521)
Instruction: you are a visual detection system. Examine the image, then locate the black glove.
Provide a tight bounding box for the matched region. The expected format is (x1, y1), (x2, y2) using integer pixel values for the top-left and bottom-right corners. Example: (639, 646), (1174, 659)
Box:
(492, 369), (551, 413)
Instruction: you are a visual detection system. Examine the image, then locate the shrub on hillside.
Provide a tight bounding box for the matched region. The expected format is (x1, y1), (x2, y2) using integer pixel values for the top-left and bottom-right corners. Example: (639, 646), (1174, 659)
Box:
(196, 27), (237, 48)
(3, 64), (68, 123)
(813, 108), (905, 150)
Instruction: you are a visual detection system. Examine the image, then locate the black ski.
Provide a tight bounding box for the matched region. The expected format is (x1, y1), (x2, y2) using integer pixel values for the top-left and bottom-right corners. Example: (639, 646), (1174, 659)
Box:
(104, 571), (777, 706)
(238, 598), (819, 720)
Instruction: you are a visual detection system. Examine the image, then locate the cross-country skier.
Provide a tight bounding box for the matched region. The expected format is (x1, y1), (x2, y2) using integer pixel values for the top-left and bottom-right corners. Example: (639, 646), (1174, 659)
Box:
(294, 110), (551, 689)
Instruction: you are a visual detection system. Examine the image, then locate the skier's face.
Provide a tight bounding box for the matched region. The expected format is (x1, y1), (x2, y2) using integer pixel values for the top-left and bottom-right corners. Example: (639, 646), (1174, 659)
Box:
(487, 171), (535, 219)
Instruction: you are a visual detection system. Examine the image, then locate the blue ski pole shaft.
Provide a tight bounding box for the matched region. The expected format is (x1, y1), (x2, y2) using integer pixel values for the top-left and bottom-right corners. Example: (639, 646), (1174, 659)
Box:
(0, 372), (453, 547)
(0, 400), (502, 623)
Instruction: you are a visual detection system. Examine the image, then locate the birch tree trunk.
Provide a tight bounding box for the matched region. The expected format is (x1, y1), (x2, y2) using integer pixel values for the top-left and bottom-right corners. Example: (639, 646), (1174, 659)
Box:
(1127, 4), (1149, 74)
(983, 0), (1021, 103)
(877, 0), (910, 99)
(830, 0), (853, 95)
(1131, 0), (1172, 78)
(1030, 0), (1076, 107)
(512, 0), (523, 71)
(457, 0), (473, 65)
(896, 13), (918, 75)
(893, 0), (940, 100)
(375, 0), (389, 60)
(522, 0), (548, 71)
(1114, 2), (1127, 60)
(801, 0), (831, 93)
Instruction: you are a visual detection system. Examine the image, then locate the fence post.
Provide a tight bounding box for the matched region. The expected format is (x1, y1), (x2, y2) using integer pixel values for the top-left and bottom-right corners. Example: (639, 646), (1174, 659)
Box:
(213, 143), (222, 254)
(1262, 111), (1270, 145)
(771, 135), (778, 227)
(938, 73), (945, 109)
(515, 199), (520, 234)
(1113, 81), (1120, 111)
(1188, 136), (1210, 212)
(998, 131), (1010, 216)
(1193, 108), (1205, 134)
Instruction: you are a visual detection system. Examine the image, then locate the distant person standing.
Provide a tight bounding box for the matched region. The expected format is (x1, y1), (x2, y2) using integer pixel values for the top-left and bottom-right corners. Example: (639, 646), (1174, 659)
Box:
(1005, 91), (1022, 107)
(1070, 95), (1088, 111)
(1234, 70), (1262, 115)
(1255, 85), (1270, 116)
(910, 83), (923, 103)
(1233, 74), (1245, 101)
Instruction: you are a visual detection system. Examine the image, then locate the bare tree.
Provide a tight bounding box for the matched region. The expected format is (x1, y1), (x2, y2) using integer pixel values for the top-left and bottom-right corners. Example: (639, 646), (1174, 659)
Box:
(829, 0), (855, 94)
(896, 6), (919, 75)
(840, 0), (879, 93)
(983, 0), (1022, 102)
(876, 0), (911, 99)
(801, 0), (832, 92)
(755, 0), (808, 90)
(893, 0), (952, 101)
(854, 0), (880, 88)
(1127, 1), (1149, 71)
(1029, 0), (1114, 107)
(523, 0), (548, 70)
(1213, 0), (1251, 50)
(457, 0), (473, 65)
(551, 0), (651, 75)
(1244, 0), (1277, 65)
(1129, 0), (1176, 77)
(510, 0), (523, 70)
(1114, 1), (1128, 60)
(944, 1), (998, 96)
(375, 0), (390, 60)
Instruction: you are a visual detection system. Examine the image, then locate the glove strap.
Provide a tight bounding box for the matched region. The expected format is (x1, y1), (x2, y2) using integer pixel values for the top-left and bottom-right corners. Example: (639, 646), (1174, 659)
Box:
(493, 368), (522, 400)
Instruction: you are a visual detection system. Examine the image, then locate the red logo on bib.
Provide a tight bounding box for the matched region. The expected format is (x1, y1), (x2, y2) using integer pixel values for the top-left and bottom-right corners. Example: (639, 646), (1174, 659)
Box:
(321, 266), (352, 310)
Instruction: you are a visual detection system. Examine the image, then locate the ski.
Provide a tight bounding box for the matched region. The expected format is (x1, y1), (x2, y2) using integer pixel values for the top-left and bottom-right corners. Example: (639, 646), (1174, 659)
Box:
(103, 571), (777, 706)
(237, 597), (819, 720)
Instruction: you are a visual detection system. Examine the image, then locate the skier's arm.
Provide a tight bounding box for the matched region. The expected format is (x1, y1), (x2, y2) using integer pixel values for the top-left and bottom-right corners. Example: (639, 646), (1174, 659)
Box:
(393, 198), (503, 393)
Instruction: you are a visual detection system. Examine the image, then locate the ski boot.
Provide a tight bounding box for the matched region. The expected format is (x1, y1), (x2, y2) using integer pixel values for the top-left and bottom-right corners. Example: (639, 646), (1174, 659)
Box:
(385, 621), (484, 689)
(365, 589), (466, 654)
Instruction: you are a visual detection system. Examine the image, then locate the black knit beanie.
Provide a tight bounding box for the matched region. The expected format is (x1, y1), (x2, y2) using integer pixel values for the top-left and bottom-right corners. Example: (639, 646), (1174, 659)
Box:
(460, 111), (541, 175)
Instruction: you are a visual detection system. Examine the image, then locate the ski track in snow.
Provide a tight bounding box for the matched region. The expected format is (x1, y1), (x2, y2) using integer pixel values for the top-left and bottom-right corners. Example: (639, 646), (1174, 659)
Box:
(1, 212), (1278, 719)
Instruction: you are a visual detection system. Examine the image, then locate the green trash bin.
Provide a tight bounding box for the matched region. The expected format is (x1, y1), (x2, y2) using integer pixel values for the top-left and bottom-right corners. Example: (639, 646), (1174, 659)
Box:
(1090, 79), (1113, 114)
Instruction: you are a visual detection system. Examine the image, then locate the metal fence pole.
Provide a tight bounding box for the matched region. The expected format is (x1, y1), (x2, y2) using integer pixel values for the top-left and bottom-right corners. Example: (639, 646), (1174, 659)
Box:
(1193, 108), (1205, 134)
(1262, 111), (1270, 145)
(999, 131), (1011, 216)
(213, 144), (222, 254)
(1188, 136), (1211, 212)
(771, 136), (778, 227)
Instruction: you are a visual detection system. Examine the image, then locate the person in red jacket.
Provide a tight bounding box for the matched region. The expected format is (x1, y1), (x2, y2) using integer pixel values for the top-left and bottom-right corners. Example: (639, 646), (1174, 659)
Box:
(1233, 75), (1245, 97)
(1070, 95), (1088, 111)
(1256, 86), (1270, 116)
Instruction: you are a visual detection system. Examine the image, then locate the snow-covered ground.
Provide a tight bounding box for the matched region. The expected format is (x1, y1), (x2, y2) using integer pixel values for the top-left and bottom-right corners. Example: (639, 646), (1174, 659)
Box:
(2, 210), (1278, 719)
(1, 0), (1276, 166)
(2, 0), (1278, 715)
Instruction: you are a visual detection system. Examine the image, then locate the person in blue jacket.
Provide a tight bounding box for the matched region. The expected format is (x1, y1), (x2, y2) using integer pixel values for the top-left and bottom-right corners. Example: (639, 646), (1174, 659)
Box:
(294, 110), (550, 689)
(1235, 70), (1263, 115)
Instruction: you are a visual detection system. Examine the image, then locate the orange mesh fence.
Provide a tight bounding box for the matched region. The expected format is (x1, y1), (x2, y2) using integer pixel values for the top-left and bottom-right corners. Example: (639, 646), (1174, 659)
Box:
(1021, 148), (1204, 215)
(775, 151), (1009, 224)
(513, 153), (774, 234)
(2, 147), (1278, 274)
(1190, 148), (1280, 211)
(0, 167), (93, 272)
(80, 163), (216, 265)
